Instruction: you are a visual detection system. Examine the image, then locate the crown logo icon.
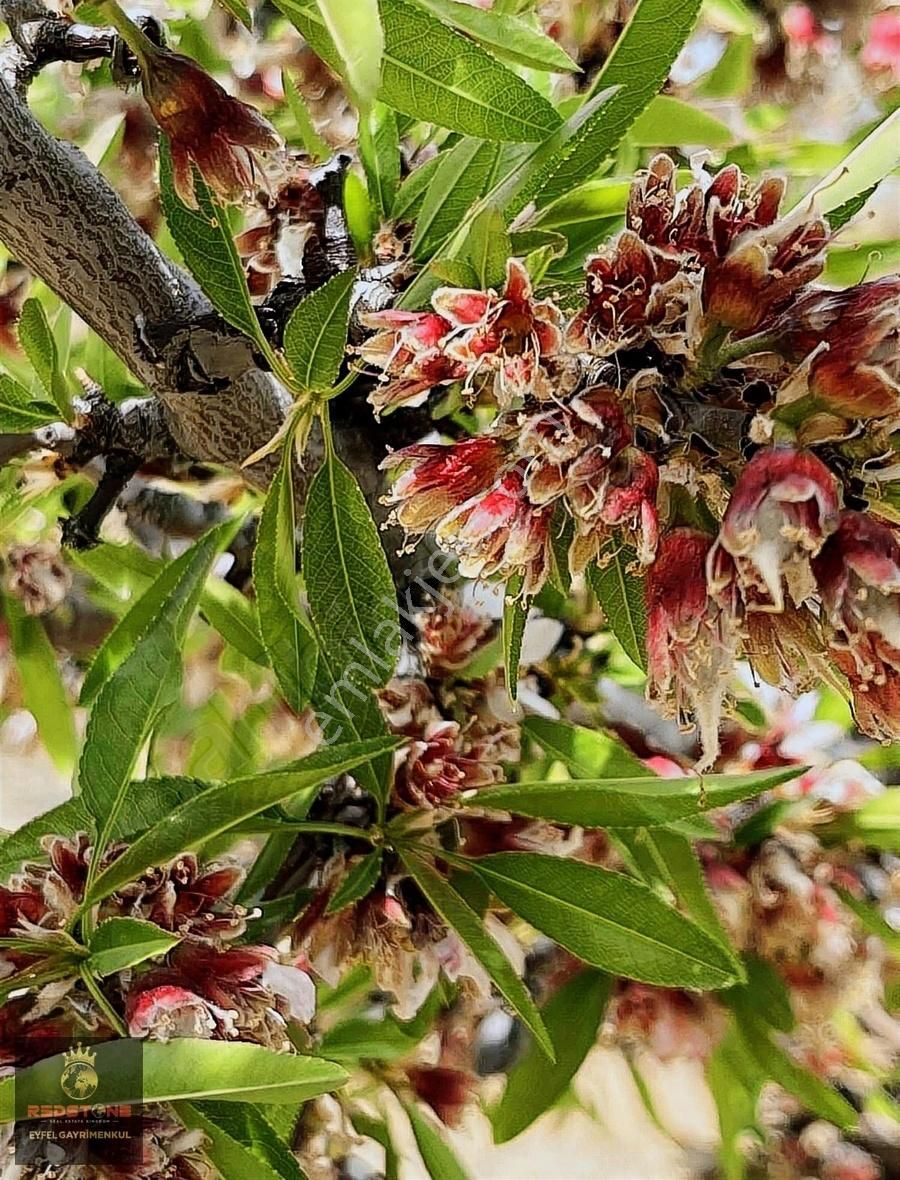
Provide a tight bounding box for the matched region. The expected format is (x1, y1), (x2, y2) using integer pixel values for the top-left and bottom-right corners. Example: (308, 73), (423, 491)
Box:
(62, 1044), (96, 1069)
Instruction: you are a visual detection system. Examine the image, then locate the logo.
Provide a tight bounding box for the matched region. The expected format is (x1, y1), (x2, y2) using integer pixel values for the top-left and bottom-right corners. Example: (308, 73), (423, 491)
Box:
(59, 1044), (98, 1101)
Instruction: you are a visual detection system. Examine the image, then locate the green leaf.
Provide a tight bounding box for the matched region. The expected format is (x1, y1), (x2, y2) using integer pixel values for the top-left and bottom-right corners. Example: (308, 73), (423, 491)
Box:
(359, 102), (401, 219)
(732, 1010), (857, 1130)
(0, 374), (58, 431)
(796, 107), (900, 219)
(314, 0), (383, 107)
(401, 849), (554, 1060)
(177, 1101), (306, 1180)
(0, 1040), (348, 1121)
(467, 767), (798, 829)
(410, 0), (579, 73)
(836, 889), (900, 960)
(214, 0), (252, 29)
(537, 0), (703, 207)
(0, 777), (204, 877)
(634, 827), (734, 949)
(827, 183), (878, 232)
(327, 849), (383, 913)
(393, 153), (444, 222)
(726, 955), (795, 1034)
(283, 268), (356, 393)
(412, 139), (502, 261)
(398, 86), (620, 308)
(305, 452), (400, 691)
(277, 0), (561, 142)
(199, 576), (268, 666)
(253, 447), (319, 711)
(628, 94), (733, 148)
(404, 1101), (470, 1180)
(587, 544), (647, 671)
(708, 1027), (765, 1180)
(470, 852), (743, 989)
(80, 522), (236, 706)
(18, 298), (69, 417)
(466, 203), (511, 289)
(491, 969), (610, 1143)
(83, 736), (399, 906)
(282, 70), (331, 162)
(159, 139), (268, 354)
(86, 917), (180, 976)
(350, 1111), (400, 1180)
(523, 715), (646, 779)
(80, 525), (228, 845)
(4, 598), (76, 774)
(501, 576), (527, 703)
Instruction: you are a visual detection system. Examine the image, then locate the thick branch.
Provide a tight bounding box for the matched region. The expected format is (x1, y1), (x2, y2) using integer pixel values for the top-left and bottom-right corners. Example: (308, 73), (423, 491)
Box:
(0, 45), (290, 486)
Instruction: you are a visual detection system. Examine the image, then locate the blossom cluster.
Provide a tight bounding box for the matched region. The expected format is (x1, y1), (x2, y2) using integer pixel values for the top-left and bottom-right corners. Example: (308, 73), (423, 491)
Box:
(367, 155), (900, 763)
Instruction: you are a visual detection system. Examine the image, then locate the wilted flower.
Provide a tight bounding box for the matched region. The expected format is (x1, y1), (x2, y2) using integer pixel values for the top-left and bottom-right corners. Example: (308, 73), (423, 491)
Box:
(406, 1065), (475, 1127)
(708, 448), (840, 613)
(363, 309), (466, 412)
(381, 437), (510, 534)
(567, 229), (693, 357)
(613, 983), (724, 1061)
(417, 600), (493, 675)
(777, 278), (900, 419)
(436, 469), (553, 597)
(646, 529), (737, 766)
(136, 41), (281, 207)
(813, 511), (900, 743)
(3, 541), (72, 616)
(126, 983), (216, 1040)
(394, 718), (503, 808)
(434, 258), (564, 405)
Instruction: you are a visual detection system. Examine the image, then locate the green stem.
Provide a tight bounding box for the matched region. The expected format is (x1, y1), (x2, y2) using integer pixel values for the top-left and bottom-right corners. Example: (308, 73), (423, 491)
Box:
(79, 963), (128, 1038)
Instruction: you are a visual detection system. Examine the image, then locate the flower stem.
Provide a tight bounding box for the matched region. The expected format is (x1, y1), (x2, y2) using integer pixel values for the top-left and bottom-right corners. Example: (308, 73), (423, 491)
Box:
(95, 0), (159, 73)
(79, 963), (128, 1037)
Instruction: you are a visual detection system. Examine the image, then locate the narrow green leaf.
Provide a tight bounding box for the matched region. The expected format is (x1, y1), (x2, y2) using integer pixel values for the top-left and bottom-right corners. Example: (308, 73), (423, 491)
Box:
(412, 139), (502, 261)
(708, 1027), (764, 1180)
(80, 525), (227, 843)
(81, 522), (236, 706)
(537, 0), (704, 207)
(283, 268), (356, 393)
(305, 452), (399, 690)
(471, 852), (743, 988)
(587, 544), (647, 671)
(393, 153), (444, 222)
(0, 374), (57, 431)
(404, 1101), (470, 1180)
(410, 0), (579, 73)
(282, 70), (331, 162)
(199, 577), (268, 666)
(827, 183), (878, 232)
(18, 298), (69, 417)
(314, 0), (383, 106)
(467, 767), (798, 829)
(351, 1111), (400, 1180)
(491, 969), (610, 1143)
(83, 736), (400, 906)
(214, 0), (252, 28)
(796, 107), (900, 218)
(467, 203), (511, 290)
(327, 849), (383, 913)
(277, 0), (561, 142)
(401, 850), (554, 1060)
(732, 1011), (857, 1130)
(177, 1101), (305, 1180)
(4, 598), (76, 774)
(359, 102), (401, 219)
(86, 917), (180, 976)
(159, 139), (269, 353)
(0, 1040), (348, 1121)
(628, 94), (733, 148)
(635, 827), (734, 950)
(253, 447), (319, 711)
(0, 777), (204, 877)
(501, 576), (527, 703)
(523, 714), (646, 779)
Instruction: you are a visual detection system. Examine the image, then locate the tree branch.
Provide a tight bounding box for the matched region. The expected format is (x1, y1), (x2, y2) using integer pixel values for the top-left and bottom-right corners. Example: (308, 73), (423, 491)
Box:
(0, 15), (291, 487)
